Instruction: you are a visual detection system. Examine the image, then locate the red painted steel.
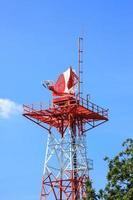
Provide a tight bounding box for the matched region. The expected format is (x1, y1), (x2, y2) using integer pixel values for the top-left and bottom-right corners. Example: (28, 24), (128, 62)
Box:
(23, 94), (108, 199)
(23, 38), (108, 199)
(23, 95), (108, 137)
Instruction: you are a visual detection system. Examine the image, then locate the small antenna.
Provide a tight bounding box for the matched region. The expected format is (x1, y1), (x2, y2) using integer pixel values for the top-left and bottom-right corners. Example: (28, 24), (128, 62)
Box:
(78, 37), (83, 100)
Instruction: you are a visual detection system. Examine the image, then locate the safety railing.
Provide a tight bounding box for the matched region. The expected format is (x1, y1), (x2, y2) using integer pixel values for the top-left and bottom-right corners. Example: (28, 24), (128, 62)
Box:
(79, 96), (108, 118)
(23, 102), (48, 114)
(23, 95), (108, 119)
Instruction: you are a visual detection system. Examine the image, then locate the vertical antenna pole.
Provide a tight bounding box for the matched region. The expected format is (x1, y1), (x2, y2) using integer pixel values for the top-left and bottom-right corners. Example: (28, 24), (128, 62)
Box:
(78, 37), (83, 101)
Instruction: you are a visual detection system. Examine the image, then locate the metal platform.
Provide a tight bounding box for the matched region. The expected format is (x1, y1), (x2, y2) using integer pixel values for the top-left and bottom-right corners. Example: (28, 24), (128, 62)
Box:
(23, 95), (108, 136)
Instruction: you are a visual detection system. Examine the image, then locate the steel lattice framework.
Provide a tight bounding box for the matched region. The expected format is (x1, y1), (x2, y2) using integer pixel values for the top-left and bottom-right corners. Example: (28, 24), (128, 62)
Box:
(23, 95), (108, 200)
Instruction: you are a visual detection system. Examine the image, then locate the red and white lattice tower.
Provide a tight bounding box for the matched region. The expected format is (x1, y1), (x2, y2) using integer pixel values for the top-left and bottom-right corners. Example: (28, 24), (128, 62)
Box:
(23, 38), (108, 200)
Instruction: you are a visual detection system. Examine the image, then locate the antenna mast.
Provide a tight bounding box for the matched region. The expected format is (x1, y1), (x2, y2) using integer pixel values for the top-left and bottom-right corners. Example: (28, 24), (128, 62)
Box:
(78, 37), (83, 100)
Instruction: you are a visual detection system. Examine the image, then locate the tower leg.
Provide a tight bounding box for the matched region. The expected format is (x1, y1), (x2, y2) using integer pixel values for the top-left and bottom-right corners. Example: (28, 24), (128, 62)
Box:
(40, 128), (90, 199)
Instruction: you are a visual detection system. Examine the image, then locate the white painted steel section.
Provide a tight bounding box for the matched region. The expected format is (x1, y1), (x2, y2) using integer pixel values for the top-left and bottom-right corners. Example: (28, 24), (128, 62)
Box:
(42, 128), (89, 199)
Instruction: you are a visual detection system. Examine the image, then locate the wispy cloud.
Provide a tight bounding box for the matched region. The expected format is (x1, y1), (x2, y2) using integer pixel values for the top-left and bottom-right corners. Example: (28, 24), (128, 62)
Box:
(0, 99), (22, 119)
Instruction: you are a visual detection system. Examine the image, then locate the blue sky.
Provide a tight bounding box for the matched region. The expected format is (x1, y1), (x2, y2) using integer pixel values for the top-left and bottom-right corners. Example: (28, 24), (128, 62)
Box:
(0, 0), (133, 199)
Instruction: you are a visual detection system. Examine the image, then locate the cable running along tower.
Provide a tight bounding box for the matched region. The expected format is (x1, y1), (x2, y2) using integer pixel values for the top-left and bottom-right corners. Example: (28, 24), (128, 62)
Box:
(23, 38), (108, 200)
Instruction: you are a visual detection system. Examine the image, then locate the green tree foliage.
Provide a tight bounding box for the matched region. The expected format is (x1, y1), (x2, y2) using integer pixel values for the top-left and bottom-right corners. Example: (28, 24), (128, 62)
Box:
(85, 179), (97, 200)
(98, 138), (133, 200)
(85, 138), (133, 200)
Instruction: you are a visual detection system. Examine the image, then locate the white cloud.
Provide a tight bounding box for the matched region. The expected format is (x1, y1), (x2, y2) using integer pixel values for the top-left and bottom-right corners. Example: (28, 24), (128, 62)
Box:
(0, 99), (22, 119)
